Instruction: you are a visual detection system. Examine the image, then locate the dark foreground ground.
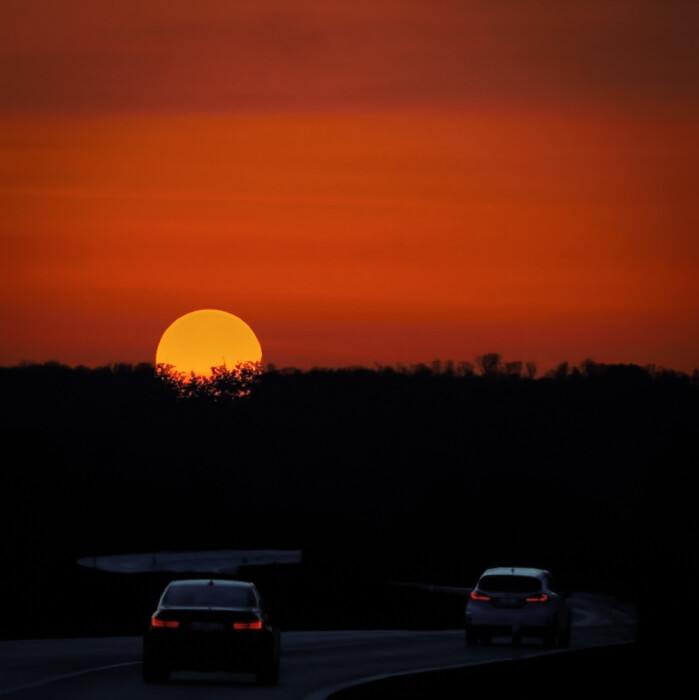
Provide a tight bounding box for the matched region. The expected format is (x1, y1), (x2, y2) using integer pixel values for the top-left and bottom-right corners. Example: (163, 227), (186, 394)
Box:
(2, 363), (696, 649)
(332, 643), (645, 698)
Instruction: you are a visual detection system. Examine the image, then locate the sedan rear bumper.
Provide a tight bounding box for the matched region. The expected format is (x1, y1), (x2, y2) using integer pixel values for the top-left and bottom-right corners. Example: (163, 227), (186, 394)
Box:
(144, 629), (276, 673)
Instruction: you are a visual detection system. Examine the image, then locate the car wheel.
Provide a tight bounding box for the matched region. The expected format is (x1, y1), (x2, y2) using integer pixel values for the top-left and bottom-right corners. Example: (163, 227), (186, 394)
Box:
(465, 627), (479, 647)
(256, 653), (280, 686)
(142, 658), (170, 683)
(558, 623), (572, 648)
(543, 623), (557, 648)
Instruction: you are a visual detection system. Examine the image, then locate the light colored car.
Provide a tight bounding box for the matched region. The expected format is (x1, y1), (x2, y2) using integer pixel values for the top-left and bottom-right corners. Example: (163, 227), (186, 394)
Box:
(465, 566), (571, 647)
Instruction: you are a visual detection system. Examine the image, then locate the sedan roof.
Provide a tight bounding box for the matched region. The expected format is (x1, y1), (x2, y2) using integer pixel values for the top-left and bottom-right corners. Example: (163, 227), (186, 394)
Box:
(159, 579), (260, 608)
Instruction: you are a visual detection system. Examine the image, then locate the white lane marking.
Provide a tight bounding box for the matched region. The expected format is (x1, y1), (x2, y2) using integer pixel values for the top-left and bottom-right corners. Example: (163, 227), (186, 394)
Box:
(301, 660), (471, 700)
(0, 661), (140, 696)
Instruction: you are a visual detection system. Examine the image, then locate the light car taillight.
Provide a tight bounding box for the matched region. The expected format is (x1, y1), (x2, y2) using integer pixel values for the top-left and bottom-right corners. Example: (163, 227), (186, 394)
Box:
(233, 620), (263, 630)
(525, 593), (549, 603)
(470, 590), (491, 602)
(151, 617), (180, 629)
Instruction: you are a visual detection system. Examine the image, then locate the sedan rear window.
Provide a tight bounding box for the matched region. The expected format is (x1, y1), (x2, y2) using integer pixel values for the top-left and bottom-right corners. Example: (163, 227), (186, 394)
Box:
(162, 584), (257, 608)
(478, 575), (542, 593)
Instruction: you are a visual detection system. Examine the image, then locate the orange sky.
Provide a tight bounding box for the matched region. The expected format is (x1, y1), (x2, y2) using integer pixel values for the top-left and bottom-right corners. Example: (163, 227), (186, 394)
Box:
(1, 1), (698, 373)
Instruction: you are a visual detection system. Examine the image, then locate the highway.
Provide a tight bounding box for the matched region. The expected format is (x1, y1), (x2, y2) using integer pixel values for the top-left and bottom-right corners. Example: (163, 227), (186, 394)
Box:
(0, 593), (636, 699)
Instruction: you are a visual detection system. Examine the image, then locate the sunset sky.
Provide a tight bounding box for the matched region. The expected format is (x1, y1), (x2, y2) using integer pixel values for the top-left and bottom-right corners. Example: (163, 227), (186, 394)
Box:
(2, 0), (697, 373)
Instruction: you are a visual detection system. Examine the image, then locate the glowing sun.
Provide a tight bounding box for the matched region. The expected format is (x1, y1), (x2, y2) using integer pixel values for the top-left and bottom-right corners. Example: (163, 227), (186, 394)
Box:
(155, 309), (262, 378)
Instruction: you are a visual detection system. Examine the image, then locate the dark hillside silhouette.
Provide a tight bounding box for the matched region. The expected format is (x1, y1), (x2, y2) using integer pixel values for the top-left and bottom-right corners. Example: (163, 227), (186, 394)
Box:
(0, 359), (697, 640)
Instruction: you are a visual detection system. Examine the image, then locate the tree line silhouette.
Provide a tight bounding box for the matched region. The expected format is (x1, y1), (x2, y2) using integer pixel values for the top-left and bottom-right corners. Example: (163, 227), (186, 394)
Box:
(0, 357), (696, 638)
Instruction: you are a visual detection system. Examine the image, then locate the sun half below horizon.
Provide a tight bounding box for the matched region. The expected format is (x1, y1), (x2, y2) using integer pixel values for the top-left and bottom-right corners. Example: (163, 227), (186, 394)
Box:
(155, 310), (262, 378)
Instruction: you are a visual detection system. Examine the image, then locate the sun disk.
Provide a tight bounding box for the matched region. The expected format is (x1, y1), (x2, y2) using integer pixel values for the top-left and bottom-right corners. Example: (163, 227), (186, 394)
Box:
(155, 309), (262, 378)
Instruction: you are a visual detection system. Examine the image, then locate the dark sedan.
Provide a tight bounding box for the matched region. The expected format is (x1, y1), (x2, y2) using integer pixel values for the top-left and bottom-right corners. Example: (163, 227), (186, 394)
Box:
(142, 578), (280, 684)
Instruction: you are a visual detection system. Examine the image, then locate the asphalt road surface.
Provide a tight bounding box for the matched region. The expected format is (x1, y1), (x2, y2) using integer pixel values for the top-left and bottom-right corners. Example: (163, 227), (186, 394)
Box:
(0, 593), (636, 700)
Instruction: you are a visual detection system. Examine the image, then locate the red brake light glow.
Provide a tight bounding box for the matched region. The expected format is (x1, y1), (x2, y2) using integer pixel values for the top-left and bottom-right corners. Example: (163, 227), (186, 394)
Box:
(525, 593), (549, 603)
(470, 590), (490, 602)
(151, 617), (180, 629)
(233, 620), (263, 630)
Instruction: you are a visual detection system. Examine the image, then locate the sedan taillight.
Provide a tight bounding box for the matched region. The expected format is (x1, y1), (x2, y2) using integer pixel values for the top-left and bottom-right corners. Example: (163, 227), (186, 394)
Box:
(470, 590), (491, 602)
(151, 617), (180, 629)
(233, 620), (263, 630)
(525, 593), (549, 603)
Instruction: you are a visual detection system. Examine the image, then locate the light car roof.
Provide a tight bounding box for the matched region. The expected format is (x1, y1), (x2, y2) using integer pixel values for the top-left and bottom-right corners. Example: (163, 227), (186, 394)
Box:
(480, 567), (551, 578)
(164, 579), (255, 588)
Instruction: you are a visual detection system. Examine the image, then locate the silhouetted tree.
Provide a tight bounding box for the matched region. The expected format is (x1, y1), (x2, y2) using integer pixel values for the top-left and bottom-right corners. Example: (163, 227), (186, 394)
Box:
(458, 361), (476, 376)
(156, 361), (262, 400)
(505, 360), (522, 378)
(546, 361), (569, 379)
(477, 352), (502, 377)
(580, 358), (604, 377)
(410, 362), (432, 376)
(443, 360), (456, 376)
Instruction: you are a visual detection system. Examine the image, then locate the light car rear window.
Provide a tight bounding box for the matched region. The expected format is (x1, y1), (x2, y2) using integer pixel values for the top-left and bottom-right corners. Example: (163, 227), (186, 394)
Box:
(478, 575), (542, 593)
(162, 584), (257, 608)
